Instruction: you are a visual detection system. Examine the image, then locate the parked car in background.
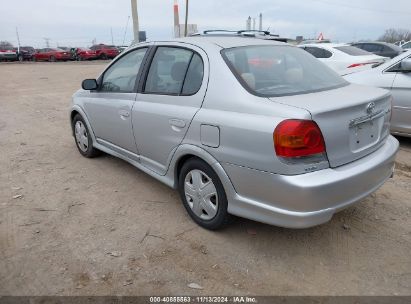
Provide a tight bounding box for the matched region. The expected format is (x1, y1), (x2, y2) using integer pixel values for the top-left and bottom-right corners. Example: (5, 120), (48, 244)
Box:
(299, 43), (388, 75)
(33, 48), (71, 62)
(76, 48), (98, 60)
(344, 50), (411, 137)
(70, 37), (398, 229)
(117, 45), (129, 53)
(401, 41), (411, 50)
(0, 46), (18, 61)
(351, 42), (404, 59)
(299, 39), (331, 45)
(17, 46), (36, 61)
(90, 44), (119, 59)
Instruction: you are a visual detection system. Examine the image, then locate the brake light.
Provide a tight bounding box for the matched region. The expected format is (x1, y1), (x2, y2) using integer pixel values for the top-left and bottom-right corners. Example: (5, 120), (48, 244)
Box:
(274, 120), (326, 158)
(347, 63), (366, 68)
(347, 62), (378, 68)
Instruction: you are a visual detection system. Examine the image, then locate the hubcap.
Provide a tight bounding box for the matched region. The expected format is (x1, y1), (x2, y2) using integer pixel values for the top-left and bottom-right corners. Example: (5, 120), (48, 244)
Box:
(74, 121), (89, 152)
(184, 169), (218, 220)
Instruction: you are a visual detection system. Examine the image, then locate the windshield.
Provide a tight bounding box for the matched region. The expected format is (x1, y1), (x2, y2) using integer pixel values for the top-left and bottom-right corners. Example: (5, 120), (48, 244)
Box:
(222, 45), (347, 97)
(334, 46), (371, 56)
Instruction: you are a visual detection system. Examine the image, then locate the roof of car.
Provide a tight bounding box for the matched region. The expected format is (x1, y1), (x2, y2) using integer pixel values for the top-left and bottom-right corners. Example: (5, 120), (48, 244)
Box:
(134, 36), (286, 50)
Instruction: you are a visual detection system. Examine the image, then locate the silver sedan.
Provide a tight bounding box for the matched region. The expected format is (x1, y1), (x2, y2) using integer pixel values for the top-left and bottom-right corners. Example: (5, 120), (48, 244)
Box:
(344, 50), (411, 137)
(70, 37), (399, 229)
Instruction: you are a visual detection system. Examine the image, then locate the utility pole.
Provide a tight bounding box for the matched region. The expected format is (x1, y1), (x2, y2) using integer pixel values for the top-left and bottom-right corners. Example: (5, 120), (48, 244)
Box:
(122, 16), (130, 45)
(111, 27), (114, 45)
(43, 37), (50, 48)
(259, 13), (262, 31)
(184, 0), (189, 37)
(246, 16), (251, 31)
(16, 27), (21, 53)
(173, 0), (180, 38)
(130, 0), (140, 43)
(16, 27), (21, 47)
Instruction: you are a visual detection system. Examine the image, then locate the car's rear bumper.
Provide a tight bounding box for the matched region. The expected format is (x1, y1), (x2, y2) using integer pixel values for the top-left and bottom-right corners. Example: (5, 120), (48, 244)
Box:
(222, 135), (399, 228)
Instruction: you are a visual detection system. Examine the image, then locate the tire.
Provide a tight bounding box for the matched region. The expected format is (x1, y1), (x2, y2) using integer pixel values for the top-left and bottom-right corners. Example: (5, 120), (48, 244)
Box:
(178, 158), (230, 230)
(100, 53), (108, 60)
(49, 55), (56, 62)
(72, 114), (100, 158)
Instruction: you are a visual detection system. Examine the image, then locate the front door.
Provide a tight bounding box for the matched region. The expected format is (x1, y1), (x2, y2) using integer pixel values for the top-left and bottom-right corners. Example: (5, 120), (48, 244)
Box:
(132, 44), (208, 175)
(82, 47), (149, 155)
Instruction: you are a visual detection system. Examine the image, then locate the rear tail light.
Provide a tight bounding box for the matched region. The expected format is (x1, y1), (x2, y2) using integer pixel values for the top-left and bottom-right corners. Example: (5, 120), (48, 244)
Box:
(347, 62), (377, 68)
(274, 119), (326, 158)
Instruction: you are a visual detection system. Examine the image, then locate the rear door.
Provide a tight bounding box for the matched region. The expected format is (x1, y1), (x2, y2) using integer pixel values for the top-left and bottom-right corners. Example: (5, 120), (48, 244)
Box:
(390, 55), (411, 134)
(82, 47), (149, 155)
(132, 43), (208, 175)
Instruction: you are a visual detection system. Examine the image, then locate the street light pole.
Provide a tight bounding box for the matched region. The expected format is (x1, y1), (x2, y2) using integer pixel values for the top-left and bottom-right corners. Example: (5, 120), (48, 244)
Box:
(131, 0), (140, 43)
(184, 0), (189, 37)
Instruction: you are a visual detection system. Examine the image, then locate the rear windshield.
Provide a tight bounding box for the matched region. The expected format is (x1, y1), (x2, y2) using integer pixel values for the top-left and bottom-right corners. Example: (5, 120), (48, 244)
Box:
(222, 45), (347, 97)
(334, 46), (371, 56)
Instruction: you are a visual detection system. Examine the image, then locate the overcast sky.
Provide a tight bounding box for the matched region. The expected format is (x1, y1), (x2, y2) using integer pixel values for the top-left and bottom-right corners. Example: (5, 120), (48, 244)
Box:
(1, 0), (410, 47)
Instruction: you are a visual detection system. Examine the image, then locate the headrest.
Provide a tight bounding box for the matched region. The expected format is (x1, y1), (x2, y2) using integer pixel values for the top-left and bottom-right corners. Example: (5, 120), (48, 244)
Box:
(241, 73), (256, 89)
(285, 68), (303, 84)
(171, 62), (188, 82)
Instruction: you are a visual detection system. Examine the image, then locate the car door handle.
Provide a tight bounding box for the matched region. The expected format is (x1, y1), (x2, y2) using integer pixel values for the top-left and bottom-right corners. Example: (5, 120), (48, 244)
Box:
(169, 119), (186, 129)
(118, 109), (130, 118)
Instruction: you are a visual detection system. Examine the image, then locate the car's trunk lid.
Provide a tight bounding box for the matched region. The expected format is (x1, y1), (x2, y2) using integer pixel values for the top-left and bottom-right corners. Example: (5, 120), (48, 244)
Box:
(269, 84), (391, 168)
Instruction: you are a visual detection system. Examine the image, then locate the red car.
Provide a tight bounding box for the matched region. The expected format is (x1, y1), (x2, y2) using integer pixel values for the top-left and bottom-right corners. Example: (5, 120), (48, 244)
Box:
(90, 44), (119, 59)
(34, 48), (71, 62)
(76, 48), (97, 60)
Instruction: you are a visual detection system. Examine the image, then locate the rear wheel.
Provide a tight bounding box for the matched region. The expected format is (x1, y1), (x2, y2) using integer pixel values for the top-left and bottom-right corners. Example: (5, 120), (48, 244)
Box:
(178, 158), (230, 230)
(72, 114), (100, 158)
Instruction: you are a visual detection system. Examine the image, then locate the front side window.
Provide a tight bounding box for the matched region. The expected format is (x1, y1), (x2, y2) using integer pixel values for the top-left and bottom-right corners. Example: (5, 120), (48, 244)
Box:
(144, 47), (194, 95)
(100, 48), (147, 93)
(222, 45), (347, 97)
(403, 42), (411, 49)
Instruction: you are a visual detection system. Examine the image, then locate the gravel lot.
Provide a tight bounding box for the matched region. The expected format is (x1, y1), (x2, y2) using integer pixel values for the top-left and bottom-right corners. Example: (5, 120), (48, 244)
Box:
(0, 61), (410, 296)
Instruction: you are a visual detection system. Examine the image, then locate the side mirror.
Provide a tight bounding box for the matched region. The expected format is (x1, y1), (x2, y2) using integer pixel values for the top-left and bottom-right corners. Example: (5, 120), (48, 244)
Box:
(400, 59), (411, 72)
(82, 79), (98, 90)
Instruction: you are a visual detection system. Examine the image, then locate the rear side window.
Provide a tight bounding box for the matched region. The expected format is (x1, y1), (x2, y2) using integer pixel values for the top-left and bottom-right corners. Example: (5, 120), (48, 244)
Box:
(304, 47), (332, 58)
(362, 44), (383, 53)
(334, 46), (371, 56)
(144, 47), (199, 95)
(182, 54), (204, 95)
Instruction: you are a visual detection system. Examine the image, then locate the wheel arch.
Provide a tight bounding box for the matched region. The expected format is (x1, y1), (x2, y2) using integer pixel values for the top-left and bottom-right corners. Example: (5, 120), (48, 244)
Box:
(69, 106), (97, 143)
(167, 145), (236, 200)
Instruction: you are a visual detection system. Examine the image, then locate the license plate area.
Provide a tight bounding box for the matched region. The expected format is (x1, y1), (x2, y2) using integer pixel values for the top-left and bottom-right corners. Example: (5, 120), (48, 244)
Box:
(349, 116), (383, 152)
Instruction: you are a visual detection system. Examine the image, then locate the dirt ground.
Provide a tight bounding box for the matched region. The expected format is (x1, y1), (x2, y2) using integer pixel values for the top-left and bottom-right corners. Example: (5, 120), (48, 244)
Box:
(0, 61), (410, 296)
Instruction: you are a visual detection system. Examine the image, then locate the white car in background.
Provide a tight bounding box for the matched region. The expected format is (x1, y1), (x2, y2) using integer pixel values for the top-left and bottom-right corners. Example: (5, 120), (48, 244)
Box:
(299, 43), (388, 75)
(344, 50), (411, 137)
(401, 41), (411, 50)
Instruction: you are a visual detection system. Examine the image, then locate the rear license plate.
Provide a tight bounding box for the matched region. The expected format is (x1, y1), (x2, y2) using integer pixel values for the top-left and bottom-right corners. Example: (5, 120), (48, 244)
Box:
(349, 117), (382, 152)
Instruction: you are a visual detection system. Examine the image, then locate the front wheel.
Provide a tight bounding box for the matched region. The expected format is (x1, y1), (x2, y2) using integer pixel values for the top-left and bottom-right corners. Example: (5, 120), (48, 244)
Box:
(72, 114), (100, 158)
(178, 158), (230, 230)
